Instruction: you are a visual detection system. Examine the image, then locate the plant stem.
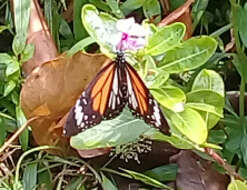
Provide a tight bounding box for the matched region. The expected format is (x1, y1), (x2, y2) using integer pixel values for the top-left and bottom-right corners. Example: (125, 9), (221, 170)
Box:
(210, 23), (233, 37)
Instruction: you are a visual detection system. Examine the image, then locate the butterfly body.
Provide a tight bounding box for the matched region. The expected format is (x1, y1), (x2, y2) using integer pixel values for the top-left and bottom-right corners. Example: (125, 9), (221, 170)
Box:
(63, 52), (170, 137)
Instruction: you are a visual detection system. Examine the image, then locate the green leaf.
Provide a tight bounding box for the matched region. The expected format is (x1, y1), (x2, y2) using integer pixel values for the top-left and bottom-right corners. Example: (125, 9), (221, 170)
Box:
(151, 86), (186, 112)
(192, 69), (224, 96)
(144, 164), (177, 182)
(65, 176), (85, 190)
(228, 180), (247, 190)
(73, 0), (88, 41)
(101, 173), (117, 190)
(37, 163), (53, 190)
(0, 118), (7, 146)
(13, 0), (31, 51)
(0, 25), (9, 33)
(23, 163), (37, 190)
(0, 53), (12, 64)
(241, 135), (247, 166)
(164, 107), (207, 144)
(145, 23), (185, 56)
(67, 37), (96, 56)
(237, 6), (247, 48)
(106, 0), (124, 18)
(6, 60), (19, 77)
(89, 0), (111, 12)
(120, 0), (145, 15)
(20, 44), (34, 63)
(16, 105), (29, 150)
(120, 168), (173, 189)
(143, 0), (161, 23)
(144, 128), (193, 149)
(186, 90), (224, 128)
(70, 109), (150, 149)
(81, 4), (118, 56)
(208, 129), (227, 144)
(12, 34), (26, 56)
(4, 80), (16, 96)
(158, 36), (217, 73)
(148, 70), (169, 88)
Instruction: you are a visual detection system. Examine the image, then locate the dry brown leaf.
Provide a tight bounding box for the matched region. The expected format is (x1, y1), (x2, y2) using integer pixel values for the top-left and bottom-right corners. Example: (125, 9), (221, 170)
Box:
(171, 151), (229, 190)
(21, 52), (108, 155)
(23, 0), (58, 76)
(158, 0), (194, 39)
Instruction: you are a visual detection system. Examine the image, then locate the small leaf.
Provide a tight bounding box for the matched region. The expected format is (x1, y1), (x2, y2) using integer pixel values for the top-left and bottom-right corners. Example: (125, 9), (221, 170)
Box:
(6, 60), (20, 77)
(0, 25), (9, 33)
(70, 109), (150, 149)
(151, 86), (186, 112)
(208, 129), (227, 144)
(237, 6), (247, 48)
(143, 0), (161, 23)
(120, 0), (145, 15)
(149, 70), (169, 88)
(0, 53), (12, 64)
(65, 176), (85, 190)
(120, 168), (173, 189)
(145, 23), (185, 56)
(21, 44), (35, 63)
(23, 163), (38, 190)
(158, 36), (217, 73)
(144, 164), (178, 182)
(67, 37), (96, 56)
(106, 0), (124, 18)
(37, 164), (53, 190)
(12, 34), (26, 56)
(0, 118), (7, 146)
(16, 105), (29, 150)
(101, 173), (118, 190)
(4, 80), (16, 97)
(164, 107), (207, 144)
(228, 180), (247, 190)
(192, 69), (224, 96)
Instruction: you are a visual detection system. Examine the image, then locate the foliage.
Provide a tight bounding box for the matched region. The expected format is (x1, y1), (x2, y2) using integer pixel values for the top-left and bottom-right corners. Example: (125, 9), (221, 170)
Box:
(1, 0), (247, 189)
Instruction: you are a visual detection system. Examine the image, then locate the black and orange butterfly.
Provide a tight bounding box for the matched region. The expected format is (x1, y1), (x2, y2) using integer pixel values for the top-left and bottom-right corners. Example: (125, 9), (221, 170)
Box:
(63, 51), (170, 137)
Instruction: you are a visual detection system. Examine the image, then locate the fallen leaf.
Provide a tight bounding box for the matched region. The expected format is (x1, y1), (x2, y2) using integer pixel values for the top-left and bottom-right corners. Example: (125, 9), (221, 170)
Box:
(23, 0), (58, 76)
(158, 0), (194, 39)
(171, 151), (229, 190)
(21, 52), (108, 154)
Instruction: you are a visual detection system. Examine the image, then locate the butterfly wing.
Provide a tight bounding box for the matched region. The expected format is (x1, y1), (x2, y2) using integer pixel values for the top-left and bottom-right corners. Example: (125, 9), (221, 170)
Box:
(63, 61), (126, 137)
(125, 62), (170, 135)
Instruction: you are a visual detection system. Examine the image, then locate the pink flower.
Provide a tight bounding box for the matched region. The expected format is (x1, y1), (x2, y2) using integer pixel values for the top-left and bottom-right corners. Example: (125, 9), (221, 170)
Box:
(116, 18), (150, 51)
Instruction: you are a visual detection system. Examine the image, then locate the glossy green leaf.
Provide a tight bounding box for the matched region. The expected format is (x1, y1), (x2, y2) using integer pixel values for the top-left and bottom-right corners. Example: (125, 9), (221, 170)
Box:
(120, 0), (145, 15)
(228, 180), (247, 190)
(4, 80), (16, 97)
(192, 69), (224, 96)
(151, 86), (186, 112)
(101, 173), (117, 190)
(23, 163), (37, 190)
(73, 0), (88, 41)
(6, 60), (19, 77)
(186, 90), (224, 128)
(81, 4), (118, 56)
(158, 36), (217, 73)
(149, 70), (169, 88)
(0, 53), (12, 64)
(20, 44), (35, 63)
(144, 164), (177, 182)
(120, 168), (173, 189)
(144, 128), (193, 149)
(106, 0), (124, 18)
(164, 107), (207, 144)
(70, 109), (150, 149)
(16, 105), (29, 150)
(143, 0), (161, 23)
(145, 23), (185, 56)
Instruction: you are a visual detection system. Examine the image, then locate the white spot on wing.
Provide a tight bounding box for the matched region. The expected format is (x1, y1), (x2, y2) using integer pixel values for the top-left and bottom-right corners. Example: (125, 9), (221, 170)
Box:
(113, 70), (118, 94)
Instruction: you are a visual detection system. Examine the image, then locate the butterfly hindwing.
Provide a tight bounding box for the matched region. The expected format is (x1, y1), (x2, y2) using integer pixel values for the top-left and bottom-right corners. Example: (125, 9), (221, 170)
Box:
(63, 61), (125, 137)
(125, 62), (170, 134)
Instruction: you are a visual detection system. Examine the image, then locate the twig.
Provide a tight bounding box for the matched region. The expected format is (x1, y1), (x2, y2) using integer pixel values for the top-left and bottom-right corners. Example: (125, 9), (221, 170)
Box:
(204, 148), (244, 181)
(0, 116), (40, 154)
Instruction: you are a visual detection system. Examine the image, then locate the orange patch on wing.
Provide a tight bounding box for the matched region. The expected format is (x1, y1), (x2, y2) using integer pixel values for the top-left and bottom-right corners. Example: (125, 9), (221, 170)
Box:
(128, 68), (146, 97)
(93, 92), (101, 111)
(133, 84), (144, 114)
(91, 64), (115, 98)
(100, 70), (113, 114)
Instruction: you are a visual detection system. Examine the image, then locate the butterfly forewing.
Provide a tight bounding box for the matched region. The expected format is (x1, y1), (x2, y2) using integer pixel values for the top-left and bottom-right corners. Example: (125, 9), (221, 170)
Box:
(125, 62), (170, 134)
(63, 61), (125, 137)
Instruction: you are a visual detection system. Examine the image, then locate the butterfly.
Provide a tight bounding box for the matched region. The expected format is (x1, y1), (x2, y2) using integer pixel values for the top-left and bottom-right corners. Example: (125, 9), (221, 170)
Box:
(63, 51), (170, 137)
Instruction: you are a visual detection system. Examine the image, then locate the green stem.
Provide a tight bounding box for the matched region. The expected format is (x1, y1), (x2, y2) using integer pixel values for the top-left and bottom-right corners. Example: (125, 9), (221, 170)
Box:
(210, 23), (233, 37)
